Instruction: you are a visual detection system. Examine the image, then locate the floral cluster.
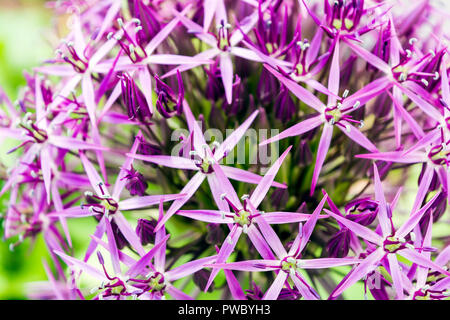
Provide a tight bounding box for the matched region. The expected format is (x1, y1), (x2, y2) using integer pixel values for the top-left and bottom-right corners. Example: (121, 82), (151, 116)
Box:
(0, 0), (449, 300)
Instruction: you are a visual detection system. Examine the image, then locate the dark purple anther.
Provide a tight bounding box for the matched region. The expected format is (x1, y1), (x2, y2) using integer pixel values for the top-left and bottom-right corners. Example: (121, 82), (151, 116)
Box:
(128, 0), (161, 44)
(121, 165), (147, 196)
(154, 70), (184, 118)
(326, 227), (352, 258)
(136, 218), (157, 246)
(119, 72), (153, 124)
(345, 197), (378, 226)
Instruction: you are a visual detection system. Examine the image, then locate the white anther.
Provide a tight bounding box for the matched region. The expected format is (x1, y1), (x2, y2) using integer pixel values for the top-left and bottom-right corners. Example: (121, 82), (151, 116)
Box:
(346, 124), (351, 133)
(212, 141), (221, 148)
(343, 89), (349, 98)
(242, 224), (248, 234)
(421, 79), (429, 86)
(18, 234), (24, 242)
(66, 41), (74, 47)
(90, 287), (99, 294)
(221, 211), (226, 219)
(410, 232), (416, 242)
(399, 73), (407, 81)
(117, 18), (124, 27)
(55, 49), (63, 56)
(359, 120), (365, 128)
(220, 193), (227, 200)
(286, 257), (296, 264)
(132, 18), (141, 25)
(329, 119), (335, 125)
(337, 102), (343, 109)
(225, 23), (232, 29)
(88, 206), (94, 213)
(135, 26), (143, 33)
(406, 49), (412, 58)
(227, 236), (233, 244)
(241, 194), (249, 200)
(409, 38), (418, 45)
(422, 284), (430, 290)
(107, 32), (114, 40)
(434, 72), (439, 80)
(84, 191), (93, 197)
(405, 243), (415, 250)
(353, 101), (361, 109)
(429, 49), (436, 57)
(114, 33), (123, 41)
(98, 294), (103, 300)
(189, 151), (198, 156)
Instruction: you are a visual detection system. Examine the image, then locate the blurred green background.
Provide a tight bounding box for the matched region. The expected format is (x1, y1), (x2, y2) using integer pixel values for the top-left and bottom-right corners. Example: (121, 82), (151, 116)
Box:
(0, 0), (53, 299)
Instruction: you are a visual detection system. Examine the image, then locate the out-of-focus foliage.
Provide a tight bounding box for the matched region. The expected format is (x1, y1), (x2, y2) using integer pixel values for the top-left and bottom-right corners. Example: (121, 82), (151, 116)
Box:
(0, 0), (52, 299)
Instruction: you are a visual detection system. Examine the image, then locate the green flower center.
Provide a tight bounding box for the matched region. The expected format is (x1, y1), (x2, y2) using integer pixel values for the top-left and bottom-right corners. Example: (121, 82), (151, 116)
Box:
(383, 236), (403, 253)
(325, 107), (342, 124)
(332, 19), (342, 30)
(233, 210), (251, 227)
(101, 198), (119, 215)
(281, 260), (296, 271)
(149, 274), (165, 292)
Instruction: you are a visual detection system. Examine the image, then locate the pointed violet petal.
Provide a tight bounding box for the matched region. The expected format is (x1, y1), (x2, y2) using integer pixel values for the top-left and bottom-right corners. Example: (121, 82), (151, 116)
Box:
(255, 216), (288, 259)
(250, 146), (292, 208)
(396, 192), (441, 239)
(373, 163), (392, 237)
(154, 171), (205, 231)
(220, 53), (234, 105)
(324, 209), (383, 245)
(205, 225), (243, 291)
(126, 235), (170, 278)
(247, 224), (276, 260)
(118, 194), (186, 211)
(177, 209), (233, 224)
(220, 165), (286, 189)
(54, 250), (105, 280)
(264, 65), (325, 112)
(263, 271), (288, 300)
(259, 115), (323, 146)
(299, 195), (328, 253)
(330, 248), (385, 299)
(215, 109), (259, 160)
(166, 255), (217, 282)
(128, 154), (198, 171)
(387, 253), (404, 300)
(338, 122), (378, 153)
(311, 124), (333, 195)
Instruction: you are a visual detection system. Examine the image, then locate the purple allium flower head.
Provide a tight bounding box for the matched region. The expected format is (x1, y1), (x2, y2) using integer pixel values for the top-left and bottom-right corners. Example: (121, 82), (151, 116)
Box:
(3, 0), (450, 301)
